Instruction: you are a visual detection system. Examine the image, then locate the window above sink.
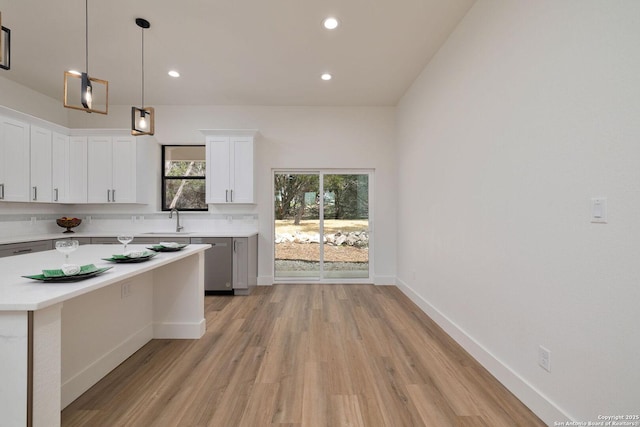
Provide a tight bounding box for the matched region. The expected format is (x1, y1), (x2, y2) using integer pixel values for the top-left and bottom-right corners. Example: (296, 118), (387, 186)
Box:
(162, 145), (207, 211)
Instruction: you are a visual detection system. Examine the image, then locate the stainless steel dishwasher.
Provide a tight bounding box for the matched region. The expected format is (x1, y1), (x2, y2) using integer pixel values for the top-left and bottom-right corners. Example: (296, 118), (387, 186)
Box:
(191, 237), (233, 294)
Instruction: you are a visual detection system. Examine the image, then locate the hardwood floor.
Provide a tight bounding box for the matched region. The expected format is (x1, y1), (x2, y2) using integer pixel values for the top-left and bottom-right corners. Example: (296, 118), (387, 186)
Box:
(62, 285), (545, 426)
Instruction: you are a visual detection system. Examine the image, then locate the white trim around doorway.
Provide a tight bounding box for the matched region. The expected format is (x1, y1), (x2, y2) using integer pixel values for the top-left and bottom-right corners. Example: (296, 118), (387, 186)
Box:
(271, 168), (375, 284)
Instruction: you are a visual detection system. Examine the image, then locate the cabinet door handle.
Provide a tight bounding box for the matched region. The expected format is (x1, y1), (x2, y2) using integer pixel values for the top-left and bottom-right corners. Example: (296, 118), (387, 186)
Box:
(230, 189), (233, 202)
(0, 183), (4, 200)
(54, 188), (59, 202)
(13, 248), (33, 254)
(233, 240), (236, 253)
(225, 189), (229, 202)
(32, 186), (37, 201)
(107, 189), (111, 202)
(112, 189), (116, 202)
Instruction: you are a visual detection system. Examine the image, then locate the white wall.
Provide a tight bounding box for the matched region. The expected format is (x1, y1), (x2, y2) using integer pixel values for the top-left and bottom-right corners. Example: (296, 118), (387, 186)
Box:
(0, 76), (69, 126)
(396, 0), (640, 424)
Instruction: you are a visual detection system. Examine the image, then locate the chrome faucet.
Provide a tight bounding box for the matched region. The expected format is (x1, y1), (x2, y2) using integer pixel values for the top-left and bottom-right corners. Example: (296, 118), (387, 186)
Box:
(169, 208), (184, 232)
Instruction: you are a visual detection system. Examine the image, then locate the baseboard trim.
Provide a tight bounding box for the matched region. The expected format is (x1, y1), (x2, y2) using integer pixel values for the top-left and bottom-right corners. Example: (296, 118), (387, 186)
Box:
(395, 278), (570, 425)
(153, 318), (206, 339)
(374, 275), (397, 285)
(259, 275), (396, 286)
(61, 323), (153, 408)
(258, 275), (273, 286)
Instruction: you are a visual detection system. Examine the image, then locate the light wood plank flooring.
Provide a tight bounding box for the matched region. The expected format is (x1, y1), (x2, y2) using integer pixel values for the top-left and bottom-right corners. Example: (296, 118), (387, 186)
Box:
(62, 284), (545, 426)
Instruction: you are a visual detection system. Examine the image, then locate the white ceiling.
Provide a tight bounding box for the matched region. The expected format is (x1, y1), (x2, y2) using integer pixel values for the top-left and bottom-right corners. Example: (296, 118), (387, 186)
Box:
(0, 0), (475, 107)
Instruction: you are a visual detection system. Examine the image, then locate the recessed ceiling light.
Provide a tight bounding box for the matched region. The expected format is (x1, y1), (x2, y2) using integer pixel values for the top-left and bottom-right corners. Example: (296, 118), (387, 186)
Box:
(168, 70), (180, 78)
(321, 73), (332, 81)
(323, 17), (339, 30)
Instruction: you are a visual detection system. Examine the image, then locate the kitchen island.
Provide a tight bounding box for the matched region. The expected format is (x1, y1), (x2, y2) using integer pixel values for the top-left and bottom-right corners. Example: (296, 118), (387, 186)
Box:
(0, 244), (210, 427)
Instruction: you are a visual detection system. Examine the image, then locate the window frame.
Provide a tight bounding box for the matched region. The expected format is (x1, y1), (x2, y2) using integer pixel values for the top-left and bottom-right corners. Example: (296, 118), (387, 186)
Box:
(161, 145), (208, 212)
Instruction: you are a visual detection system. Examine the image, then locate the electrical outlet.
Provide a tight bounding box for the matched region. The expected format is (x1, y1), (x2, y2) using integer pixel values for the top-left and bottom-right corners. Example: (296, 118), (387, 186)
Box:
(121, 282), (132, 298)
(538, 345), (551, 372)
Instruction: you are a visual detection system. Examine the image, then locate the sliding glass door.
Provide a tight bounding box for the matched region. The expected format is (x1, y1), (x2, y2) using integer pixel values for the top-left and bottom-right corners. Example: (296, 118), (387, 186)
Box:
(274, 172), (321, 279)
(274, 171), (371, 281)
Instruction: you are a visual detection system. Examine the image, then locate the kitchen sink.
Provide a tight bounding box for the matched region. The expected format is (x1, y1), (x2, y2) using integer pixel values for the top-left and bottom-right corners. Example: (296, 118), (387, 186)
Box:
(141, 232), (192, 235)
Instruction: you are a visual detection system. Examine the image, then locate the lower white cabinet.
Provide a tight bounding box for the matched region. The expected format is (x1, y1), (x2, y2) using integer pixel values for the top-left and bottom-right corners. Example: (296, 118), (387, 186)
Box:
(0, 240), (53, 258)
(232, 235), (257, 295)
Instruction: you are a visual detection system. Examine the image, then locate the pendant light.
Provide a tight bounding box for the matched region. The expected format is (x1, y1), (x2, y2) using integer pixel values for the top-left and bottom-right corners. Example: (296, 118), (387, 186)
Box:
(131, 18), (154, 136)
(63, 0), (108, 114)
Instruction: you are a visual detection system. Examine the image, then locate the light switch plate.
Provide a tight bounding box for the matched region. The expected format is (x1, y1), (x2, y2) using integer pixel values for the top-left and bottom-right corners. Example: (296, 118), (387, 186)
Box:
(591, 197), (607, 223)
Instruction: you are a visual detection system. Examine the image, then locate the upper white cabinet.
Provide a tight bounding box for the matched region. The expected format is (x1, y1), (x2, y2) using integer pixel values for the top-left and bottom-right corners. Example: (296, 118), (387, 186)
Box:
(51, 132), (69, 203)
(0, 107), (156, 206)
(67, 136), (88, 203)
(87, 136), (137, 203)
(205, 131), (256, 204)
(30, 125), (53, 203)
(0, 116), (30, 202)
(52, 134), (87, 203)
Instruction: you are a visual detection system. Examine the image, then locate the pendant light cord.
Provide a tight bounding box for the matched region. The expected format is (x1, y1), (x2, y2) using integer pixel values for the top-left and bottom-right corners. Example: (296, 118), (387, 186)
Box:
(85, 0), (89, 74)
(141, 27), (144, 109)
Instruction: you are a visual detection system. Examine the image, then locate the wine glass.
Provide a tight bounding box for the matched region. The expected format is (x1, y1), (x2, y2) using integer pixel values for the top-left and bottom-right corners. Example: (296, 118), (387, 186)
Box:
(117, 235), (134, 253)
(55, 240), (79, 263)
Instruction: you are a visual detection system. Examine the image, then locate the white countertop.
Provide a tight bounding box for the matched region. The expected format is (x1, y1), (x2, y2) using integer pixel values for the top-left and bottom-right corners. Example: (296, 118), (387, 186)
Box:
(0, 244), (210, 311)
(0, 230), (258, 245)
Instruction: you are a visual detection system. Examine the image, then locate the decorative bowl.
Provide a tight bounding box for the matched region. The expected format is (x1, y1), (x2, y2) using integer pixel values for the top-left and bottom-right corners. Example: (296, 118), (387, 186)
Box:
(56, 217), (82, 233)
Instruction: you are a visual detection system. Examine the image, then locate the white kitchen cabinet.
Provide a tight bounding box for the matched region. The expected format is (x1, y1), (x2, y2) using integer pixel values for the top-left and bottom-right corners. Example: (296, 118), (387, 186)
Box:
(0, 116), (30, 202)
(52, 134), (87, 203)
(51, 132), (69, 203)
(206, 135), (254, 204)
(30, 125), (53, 203)
(232, 235), (257, 295)
(0, 240), (53, 258)
(68, 136), (88, 203)
(87, 136), (137, 203)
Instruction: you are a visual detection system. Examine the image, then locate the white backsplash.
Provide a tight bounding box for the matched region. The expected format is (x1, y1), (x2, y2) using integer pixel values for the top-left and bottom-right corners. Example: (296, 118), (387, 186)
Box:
(0, 213), (258, 238)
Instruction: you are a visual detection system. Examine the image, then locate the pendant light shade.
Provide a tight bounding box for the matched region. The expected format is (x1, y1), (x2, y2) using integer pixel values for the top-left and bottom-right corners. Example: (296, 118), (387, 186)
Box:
(63, 0), (108, 114)
(131, 17), (154, 136)
(81, 72), (92, 108)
